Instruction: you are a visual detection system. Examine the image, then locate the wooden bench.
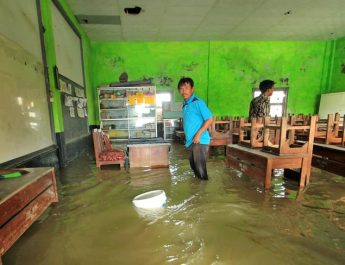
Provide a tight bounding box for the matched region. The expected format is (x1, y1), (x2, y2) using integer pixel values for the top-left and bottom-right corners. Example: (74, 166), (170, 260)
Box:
(92, 129), (125, 168)
(0, 168), (58, 264)
(226, 144), (310, 189)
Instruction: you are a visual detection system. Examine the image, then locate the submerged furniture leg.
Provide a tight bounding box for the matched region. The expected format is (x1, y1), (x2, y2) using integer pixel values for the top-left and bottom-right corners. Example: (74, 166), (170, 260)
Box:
(299, 157), (308, 187)
(264, 159), (273, 189)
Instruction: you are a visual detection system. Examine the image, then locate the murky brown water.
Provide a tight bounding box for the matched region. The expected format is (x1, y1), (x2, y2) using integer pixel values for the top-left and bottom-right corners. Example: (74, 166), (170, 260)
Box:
(4, 143), (345, 265)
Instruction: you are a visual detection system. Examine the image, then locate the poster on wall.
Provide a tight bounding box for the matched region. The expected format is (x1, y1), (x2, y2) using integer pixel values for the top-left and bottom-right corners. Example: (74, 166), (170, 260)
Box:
(59, 73), (87, 119)
(69, 107), (75, 117)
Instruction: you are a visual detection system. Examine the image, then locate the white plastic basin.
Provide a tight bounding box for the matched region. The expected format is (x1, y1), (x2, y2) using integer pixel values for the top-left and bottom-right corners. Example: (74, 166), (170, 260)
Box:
(132, 190), (167, 209)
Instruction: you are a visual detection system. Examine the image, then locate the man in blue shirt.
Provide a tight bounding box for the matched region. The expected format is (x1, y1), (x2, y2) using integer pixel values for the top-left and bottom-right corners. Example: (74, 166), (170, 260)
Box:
(178, 77), (213, 180)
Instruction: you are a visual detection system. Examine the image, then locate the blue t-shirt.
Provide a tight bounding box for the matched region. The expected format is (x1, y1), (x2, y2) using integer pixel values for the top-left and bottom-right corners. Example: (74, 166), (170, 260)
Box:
(182, 94), (213, 147)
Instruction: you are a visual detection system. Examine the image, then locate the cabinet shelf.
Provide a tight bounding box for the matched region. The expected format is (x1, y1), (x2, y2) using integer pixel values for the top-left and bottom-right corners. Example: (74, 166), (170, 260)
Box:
(100, 98), (127, 101)
(102, 118), (128, 121)
(100, 108), (127, 111)
(102, 128), (129, 131)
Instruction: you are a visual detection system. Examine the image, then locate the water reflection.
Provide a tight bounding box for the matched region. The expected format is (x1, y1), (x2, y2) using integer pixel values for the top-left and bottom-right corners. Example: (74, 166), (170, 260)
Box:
(133, 206), (166, 224)
(3, 143), (345, 265)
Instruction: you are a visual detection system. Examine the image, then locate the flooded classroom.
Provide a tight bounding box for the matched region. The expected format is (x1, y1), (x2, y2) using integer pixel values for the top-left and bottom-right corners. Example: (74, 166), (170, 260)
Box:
(1, 1), (345, 265)
(2, 144), (345, 265)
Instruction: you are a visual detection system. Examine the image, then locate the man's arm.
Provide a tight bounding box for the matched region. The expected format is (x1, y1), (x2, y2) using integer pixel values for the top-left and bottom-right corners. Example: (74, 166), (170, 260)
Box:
(193, 117), (213, 144)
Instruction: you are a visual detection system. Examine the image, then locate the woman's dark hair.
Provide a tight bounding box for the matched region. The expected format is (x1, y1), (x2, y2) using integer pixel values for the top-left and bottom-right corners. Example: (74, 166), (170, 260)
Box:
(177, 77), (194, 89)
(259, 80), (275, 93)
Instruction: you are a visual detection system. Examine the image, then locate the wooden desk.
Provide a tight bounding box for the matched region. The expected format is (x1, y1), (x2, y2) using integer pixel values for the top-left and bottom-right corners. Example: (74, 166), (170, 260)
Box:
(0, 168), (58, 263)
(127, 139), (171, 168)
(226, 144), (310, 189)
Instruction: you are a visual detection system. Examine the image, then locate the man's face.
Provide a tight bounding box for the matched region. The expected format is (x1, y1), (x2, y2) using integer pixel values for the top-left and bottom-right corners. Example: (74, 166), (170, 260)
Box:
(267, 87), (274, 96)
(178, 82), (194, 100)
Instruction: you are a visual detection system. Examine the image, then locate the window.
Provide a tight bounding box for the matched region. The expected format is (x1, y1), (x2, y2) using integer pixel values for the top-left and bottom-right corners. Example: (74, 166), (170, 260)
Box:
(156, 91), (172, 121)
(253, 88), (288, 117)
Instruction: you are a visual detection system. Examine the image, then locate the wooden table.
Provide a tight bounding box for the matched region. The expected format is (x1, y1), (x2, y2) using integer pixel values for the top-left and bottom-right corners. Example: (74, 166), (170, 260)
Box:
(0, 167), (58, 263)
(127, 139), (171, 168)
(226, 144), (311, 189)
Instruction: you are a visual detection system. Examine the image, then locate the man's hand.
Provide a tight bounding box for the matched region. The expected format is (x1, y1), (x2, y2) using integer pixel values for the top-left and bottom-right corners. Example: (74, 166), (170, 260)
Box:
(192, 117), (213, 144)
(193, 133), (201, 143)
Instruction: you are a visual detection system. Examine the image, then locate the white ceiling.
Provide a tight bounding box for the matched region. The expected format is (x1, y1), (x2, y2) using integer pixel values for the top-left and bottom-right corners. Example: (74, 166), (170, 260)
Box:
(66, 0), (345, 42)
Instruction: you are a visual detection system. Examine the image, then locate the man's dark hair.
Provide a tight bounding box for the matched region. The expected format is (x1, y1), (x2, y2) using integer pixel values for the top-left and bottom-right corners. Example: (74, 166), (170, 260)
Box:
(177, 77), (194, 90)
(259, 80), (275, 94)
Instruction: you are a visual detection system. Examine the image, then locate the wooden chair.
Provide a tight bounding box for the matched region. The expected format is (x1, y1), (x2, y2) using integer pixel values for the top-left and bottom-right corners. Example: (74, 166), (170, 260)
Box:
(239, 117), (265, 148)
(209, 116), (232, 147)
(315, 113), (345, 146)
(231, 116), (240, 144)
(239, 116), (281, 149)
(289, 114), (313, 141)
(263, 116), (316, 155)
(92, 129), (125, 168)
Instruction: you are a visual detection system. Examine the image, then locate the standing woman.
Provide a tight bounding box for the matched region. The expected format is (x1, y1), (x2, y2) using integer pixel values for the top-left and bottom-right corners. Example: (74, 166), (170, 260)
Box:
(178, 77), (213, 180)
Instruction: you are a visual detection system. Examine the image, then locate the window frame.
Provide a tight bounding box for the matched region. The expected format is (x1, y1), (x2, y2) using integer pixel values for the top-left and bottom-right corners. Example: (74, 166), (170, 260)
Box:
(252, 87), (289, 117)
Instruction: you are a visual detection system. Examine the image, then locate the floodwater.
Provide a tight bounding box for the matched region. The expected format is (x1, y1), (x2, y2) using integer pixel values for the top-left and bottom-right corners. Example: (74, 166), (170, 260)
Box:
(3, 143), (345, 265)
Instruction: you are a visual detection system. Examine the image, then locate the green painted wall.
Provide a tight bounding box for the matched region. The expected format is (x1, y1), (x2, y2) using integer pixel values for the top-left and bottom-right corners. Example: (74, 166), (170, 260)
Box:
(91, 41), (209, 124)
(209, 41), (332, 116)
(40, 0), (94, 131)
(92, 40), (332, 122)
(329, 36), (345, 93)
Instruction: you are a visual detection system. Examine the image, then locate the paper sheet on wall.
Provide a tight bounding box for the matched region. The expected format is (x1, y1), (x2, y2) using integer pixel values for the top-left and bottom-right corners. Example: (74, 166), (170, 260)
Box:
(69, 107), (75, 117)
(77, 107), (84, 118)
(64, 95), (74, 107)
(66, 83), (72, 94)
(75, 87), (85, 98)
(59, 79), (67, 93)
(77, 98), (84, 108)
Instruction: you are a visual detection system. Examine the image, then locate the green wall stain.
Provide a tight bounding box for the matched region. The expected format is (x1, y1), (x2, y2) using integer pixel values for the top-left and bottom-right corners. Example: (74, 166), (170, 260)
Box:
(329, 36), (345, 93)
(91, 41), (209, 124)
(209, 41), (332, 116)
(92, 40), (332, 122)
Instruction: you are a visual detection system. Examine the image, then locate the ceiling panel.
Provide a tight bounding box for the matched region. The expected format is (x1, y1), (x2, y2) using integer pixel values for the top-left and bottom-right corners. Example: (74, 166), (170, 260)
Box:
(66, 0), (345, 41)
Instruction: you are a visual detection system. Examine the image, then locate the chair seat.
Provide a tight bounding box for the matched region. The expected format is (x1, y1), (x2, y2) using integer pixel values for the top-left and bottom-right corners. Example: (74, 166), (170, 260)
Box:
(99, 150), (125, 161)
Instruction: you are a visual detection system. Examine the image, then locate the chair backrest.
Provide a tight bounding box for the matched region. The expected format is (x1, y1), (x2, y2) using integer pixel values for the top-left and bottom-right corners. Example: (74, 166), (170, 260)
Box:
(102, 133), (113, 151)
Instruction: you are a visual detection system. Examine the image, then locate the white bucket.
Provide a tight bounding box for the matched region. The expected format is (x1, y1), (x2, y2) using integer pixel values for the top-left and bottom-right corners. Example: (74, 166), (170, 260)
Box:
(132, 190), (167, 209)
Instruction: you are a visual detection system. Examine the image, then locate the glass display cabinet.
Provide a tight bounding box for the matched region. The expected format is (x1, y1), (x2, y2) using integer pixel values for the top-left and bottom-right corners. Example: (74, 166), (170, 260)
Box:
(98, 86), (157, 141)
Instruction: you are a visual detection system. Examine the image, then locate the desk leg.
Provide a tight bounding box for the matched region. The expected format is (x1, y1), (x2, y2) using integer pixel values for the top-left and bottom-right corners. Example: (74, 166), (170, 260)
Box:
(300, 157), (308, 188)
(305, 153), (312, 185)
(265, 160), (273, 189)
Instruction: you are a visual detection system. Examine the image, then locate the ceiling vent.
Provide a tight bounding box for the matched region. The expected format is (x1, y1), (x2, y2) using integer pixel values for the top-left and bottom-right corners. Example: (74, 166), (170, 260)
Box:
(124, 6), (142, 15)
(76, 15), (121, 25)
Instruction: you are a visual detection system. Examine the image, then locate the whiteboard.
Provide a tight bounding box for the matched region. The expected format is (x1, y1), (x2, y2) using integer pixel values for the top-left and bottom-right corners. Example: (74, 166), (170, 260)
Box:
(0, 0), (42, 61)
(0, 0), (54, 164)
(319, 92), (345, 119)
(51, 2), (84, 86)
